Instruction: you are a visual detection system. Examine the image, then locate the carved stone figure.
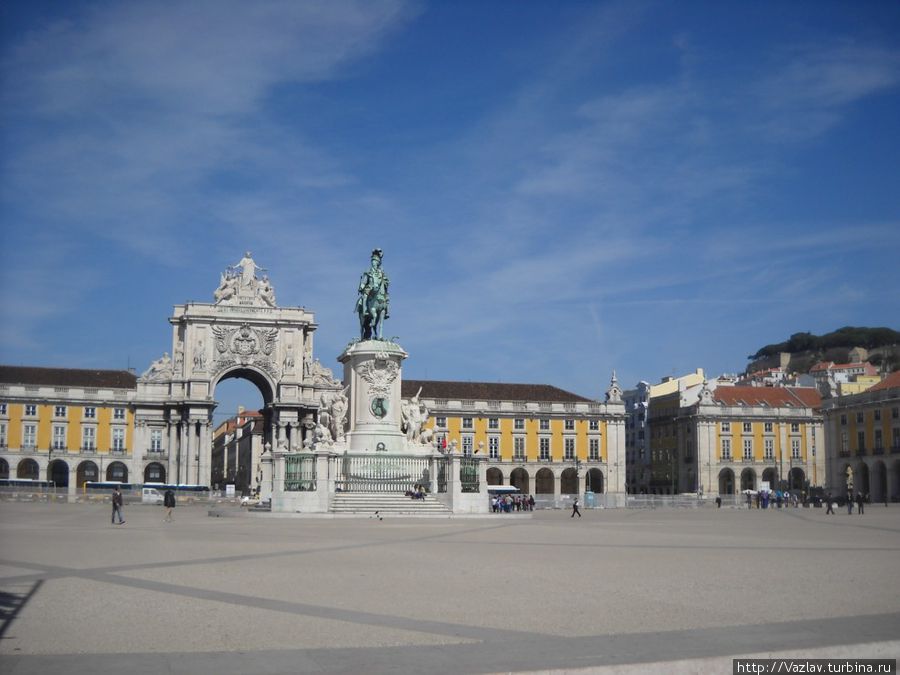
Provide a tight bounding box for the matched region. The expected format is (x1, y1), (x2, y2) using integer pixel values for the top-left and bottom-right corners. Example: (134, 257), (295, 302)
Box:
(330, 387), (349, 441)
(355, 248), (390, 340)
(260, 276), (276, 307)
(140, 352), (173, 381)
(193, 340), (206, 370)
(234, 251), (260, 287)
(314, 421), (333, 446)
(214, 272), (237, 303)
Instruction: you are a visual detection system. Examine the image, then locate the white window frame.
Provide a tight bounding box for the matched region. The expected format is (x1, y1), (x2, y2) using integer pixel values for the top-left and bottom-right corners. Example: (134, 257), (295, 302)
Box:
(791, 438), (800, 460)
(721, 421), (730, 433)
(82, 426), (96, 450)
(764, 438), (773, 460)
(23, 423), (37, 448)
(564, 437), (575, 460)
(790, 422), (800, 433)
(539, 419), (550, 431)
(513, 436), (525, 461)
(488, 436), (499, 459)
(514, 418), (525, 430)
(54, 405), (67, 418)
(589, 438), (600, 460)
(112, 427), (126, 452)
(539, 437), (550, 461)
(488, 418), (499, 430)
(0, 422), (7, 447)
(53, 425), (67, 450)
(564, 419), (575, 431)
(25, 404), (37, 417)
(113, 407), (126, 421)
(764, 422), (773, 433)
(84, 407), (96, 420)
(743, 422), (752, 433)
(0, 403), (7, 415)
(150, 429), (164, 451)
(462, 435), (473, 455)
(589, 419), (599, 431)
(462, 417), (473, 430)
(743, 438), (753, 460)
(721, 438), (731, 459)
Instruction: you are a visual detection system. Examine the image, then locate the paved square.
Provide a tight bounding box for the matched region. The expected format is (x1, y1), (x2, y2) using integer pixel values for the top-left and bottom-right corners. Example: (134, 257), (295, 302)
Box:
(1, 502), (898, 674)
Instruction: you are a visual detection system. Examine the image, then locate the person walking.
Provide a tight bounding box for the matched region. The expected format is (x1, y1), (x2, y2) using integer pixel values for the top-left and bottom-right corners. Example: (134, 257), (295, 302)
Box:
(111, 486), (125, 525)
(571, 497), (582, 518)
(846, 493), (853, 515)
(856, 492), (865, 515)
(825, 493), (834, 515)
(164, 488), (176, 522)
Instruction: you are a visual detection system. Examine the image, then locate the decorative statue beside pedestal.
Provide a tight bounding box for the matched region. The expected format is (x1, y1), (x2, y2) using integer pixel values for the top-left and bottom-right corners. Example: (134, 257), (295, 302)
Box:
(213, 252), (275, 308)
(355, 248), (390, 340)
(140, 352), (173, 381)
(317, 387), (349, 443)
(401, 387), (430, 444)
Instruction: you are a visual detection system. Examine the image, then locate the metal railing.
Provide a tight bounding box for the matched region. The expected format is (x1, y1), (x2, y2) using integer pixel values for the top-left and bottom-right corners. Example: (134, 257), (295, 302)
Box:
(460, 457), (479, 493)
(284, 454), (316, 492)
(333, 454), (432, 493)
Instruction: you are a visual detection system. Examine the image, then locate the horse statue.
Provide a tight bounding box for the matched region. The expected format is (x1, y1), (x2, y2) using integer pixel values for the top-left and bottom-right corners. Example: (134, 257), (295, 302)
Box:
(355, 248), (390, 340)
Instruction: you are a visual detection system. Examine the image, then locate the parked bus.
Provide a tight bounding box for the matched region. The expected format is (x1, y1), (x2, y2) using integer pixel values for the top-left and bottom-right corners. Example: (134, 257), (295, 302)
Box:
(0, 478), (57, 490)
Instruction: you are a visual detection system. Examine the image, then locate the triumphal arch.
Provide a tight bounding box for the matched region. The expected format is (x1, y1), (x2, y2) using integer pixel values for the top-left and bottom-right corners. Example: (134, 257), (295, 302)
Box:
(132, 253), (342, 487)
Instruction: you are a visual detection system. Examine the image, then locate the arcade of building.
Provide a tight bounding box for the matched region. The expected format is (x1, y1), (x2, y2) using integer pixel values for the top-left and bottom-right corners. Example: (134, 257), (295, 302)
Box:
(1, 255), (898, 503)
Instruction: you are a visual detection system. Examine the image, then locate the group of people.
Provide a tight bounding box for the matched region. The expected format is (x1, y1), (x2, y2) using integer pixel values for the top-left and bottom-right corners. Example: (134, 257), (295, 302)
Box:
(745, 491), (805, 510)
(110, 486), (176, 525)
(491, 494), (535, 513)
(824, 491), (869, 515)
(405, 484), (427, 500)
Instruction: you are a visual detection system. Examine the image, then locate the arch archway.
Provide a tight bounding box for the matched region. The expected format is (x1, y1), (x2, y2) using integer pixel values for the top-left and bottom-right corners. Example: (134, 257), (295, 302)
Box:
(106, 461), (128, 483)
(17, 458), (38, 480)
(762, 467), (777, 489)
(871, 461), (887, 503)
(857, 462), (870, 496)
(510, 467), (529, 494)
(144, 462), (166, 483)
(77, 461), (99, 487)
(789, 467), (805, 491)
(486, 467), (503, 486)
(890, 460), (900, 503)
(740, 468), (756, 492)
(535, 468), (554, 495)
(0, 457), (8, 479)
(560, 467), (578, 494)
(586, 468), (604, 494)
(48, 459), (69, 487)
(719, 468), (735, 495)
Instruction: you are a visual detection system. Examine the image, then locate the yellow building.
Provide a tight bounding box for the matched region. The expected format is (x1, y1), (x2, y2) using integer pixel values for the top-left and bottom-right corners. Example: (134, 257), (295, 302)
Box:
(822, 371), (900, 502)
(649, 379), (824, 496)
(0, 366), (136, 492)
(401, 376), (626, 505)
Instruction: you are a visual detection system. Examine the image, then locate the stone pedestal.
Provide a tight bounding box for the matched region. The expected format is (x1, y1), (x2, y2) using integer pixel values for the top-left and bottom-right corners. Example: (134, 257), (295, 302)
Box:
(338, 340), (410, 454)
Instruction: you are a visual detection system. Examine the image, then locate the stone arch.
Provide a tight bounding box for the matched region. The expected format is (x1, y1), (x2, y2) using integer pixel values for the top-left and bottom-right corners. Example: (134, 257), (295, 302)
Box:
(586, 468), (604, 494)
(856, 461), (870, 496)
(870, 461), (887, 504)
(789, 467), (805, 491)
(48, 459), (69, 487)
(212, 366), (276, 407)
(144, 462), (166, 483)
(486, 467), (503, 486)
(719, 468), (735, 495)
(762, 467), (777, 489)
(77, 461), (99, 487)
(740, 468), (756, 492)
(535, 467), (554, 495)
(510, 467), (529, 494)
(560, 467), (578, 494)
(106, 461), (128, 482)
(0, 457), (8, 479)
(890, 460), (900, 503)
(17, 458), (39, 480)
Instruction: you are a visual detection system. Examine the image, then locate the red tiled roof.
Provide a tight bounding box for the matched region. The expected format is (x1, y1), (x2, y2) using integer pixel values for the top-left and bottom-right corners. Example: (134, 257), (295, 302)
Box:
(867, 371), (900, 393)
(0, 365), (136, 389)
(402, 380), (593, 403)
(713, 386), (821, 409)
(810, 362), (833, 372)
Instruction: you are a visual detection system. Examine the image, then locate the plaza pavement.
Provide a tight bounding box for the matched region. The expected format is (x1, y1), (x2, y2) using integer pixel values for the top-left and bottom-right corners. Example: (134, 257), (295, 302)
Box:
(1, 501), (898, 674)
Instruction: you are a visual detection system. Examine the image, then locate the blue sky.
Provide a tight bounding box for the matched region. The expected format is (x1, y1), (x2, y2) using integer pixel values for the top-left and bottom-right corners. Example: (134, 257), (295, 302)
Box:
(1, 0), (899, 418)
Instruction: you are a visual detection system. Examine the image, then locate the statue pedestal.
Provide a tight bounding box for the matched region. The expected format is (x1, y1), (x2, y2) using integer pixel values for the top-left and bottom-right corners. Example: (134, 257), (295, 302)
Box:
(338, 340), (410, 454)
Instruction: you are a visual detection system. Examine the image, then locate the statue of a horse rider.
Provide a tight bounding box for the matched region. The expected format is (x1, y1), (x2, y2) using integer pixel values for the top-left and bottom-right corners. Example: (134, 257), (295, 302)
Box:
(355, 248), (390, 340)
